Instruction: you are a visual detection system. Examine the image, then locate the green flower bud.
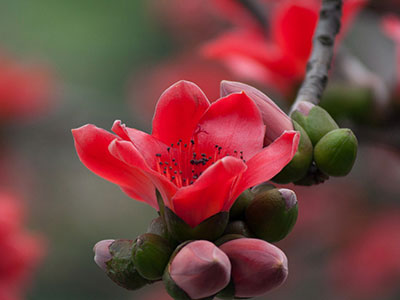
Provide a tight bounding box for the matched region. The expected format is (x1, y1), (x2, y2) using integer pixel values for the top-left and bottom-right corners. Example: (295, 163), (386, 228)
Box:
(104, 239), (149, 290)
(164, 206), (229, 243)
(250, 182), (276, 194)
(273, 121), (313, 183)
(214, 234), (245, 247)
(314, 128), (358, 176)
(292, 106), (339, 145)
(224, 220), (254, 237)
(132, 233), (174, 281)
(245, 188), (298, 242)
(229, 189), (253, 221)
(146, 216), (176, 245)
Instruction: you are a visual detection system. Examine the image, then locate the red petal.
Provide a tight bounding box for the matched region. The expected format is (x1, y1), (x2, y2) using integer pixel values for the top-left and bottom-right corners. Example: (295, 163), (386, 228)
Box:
(72, 124), (158, 208)
(108, 139), (178, 208)
(272, 1), (318, 62)
(112, 120), (170, 170)
(172, 156), (247, 228)
(230, 131), (299, 204)
(152, 80), (210, 145)
(202, 30), (301, 80)
(196, 92), (264, 161)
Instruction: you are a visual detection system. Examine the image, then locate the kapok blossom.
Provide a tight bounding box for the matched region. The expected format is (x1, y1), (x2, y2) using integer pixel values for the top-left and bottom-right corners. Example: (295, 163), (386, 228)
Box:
(0, 193), (44, 300)
(0, 52), (54, 122)
(203, 0), (367, 95)
(73, 80), (299, 227)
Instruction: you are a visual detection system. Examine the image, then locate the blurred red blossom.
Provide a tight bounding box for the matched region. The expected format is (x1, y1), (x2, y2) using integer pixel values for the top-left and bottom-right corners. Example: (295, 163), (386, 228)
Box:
(0, 52), (55, 122)
(0, 192), (45, 300)
(203, 0), (367, 95)
(329, 210), (400, 299)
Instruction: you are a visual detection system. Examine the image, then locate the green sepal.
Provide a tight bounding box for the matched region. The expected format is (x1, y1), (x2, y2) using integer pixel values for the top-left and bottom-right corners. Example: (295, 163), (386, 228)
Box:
(132, 233), (174, 281)
(223, 221), (254, 238)
(293, 163), (329, 186)
(214, 234), (245, 247)
(147, 216), (177, 246)
(216, 279), (235, 299)
(229, 189), (253, 221)
(292, 106), (339, 145)
(272, 121), (313, 183)
(314, 128), (358, 177)
(105, 239), (149, 290)
(245, 189), (298, 242)
(164, 207), (229, 243)
(163, 262), (193, 300)
(250, 182), (275, 194)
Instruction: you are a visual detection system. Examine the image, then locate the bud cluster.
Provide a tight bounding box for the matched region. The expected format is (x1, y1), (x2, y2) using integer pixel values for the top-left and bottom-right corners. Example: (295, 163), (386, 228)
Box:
(273, 102), (358, 185)
(93, 184), (298, 299)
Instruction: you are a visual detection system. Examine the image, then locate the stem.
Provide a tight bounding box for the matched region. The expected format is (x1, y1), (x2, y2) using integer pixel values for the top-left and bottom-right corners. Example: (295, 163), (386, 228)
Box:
(236, 0), (268, 30)
(291, 0), (343, 114)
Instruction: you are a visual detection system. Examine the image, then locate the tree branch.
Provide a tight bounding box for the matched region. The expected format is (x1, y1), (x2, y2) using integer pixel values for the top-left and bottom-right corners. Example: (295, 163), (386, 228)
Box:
(291, 0), (343, 114)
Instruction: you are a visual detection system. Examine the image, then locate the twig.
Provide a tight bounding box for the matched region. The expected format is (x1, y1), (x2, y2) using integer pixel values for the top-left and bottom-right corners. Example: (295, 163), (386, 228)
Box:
(236, 0), (268, 30)
(291, 0), (343, 114)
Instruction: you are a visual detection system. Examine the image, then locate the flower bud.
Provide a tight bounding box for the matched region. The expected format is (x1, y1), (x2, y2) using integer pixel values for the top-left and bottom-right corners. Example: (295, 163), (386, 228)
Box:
(164, 206), (228, 243)
(220, 80), (294, 145)
(250, 182), (276, 194)
(132, 233), (174, 281)
(94, 239), (114, 271)
(273, 120), (313, 183)
(291, 100), (315, 116)
(245, 188), (298, 242)
(314, 128), (358, 176)
(147, 216), (176, 244)
(224, 220), (253, 237)
(94, 239), (149, 290)
(292, 105), (339, 145)
(214, 234), (245, 247)
(219, 238), (288, 298)
(229, 189), (253, 220)
(163, 240), (231, 299)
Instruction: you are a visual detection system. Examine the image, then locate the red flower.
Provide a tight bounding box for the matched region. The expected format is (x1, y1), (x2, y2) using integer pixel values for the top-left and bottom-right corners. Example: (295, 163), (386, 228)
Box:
(73, 81), (299, 227)
(0, 52), (55, 122)
(203, 0), (366, 95)
(0, 193), (45, 299)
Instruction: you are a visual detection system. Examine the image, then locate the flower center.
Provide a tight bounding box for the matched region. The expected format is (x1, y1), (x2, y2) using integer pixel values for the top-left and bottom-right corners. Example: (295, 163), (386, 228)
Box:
(154, 139), (245, 187)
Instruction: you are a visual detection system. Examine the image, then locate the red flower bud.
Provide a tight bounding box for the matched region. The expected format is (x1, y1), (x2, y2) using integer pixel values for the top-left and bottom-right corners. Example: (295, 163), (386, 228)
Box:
(93, 239), (114, 271)
(220, 80), (294, 145)
(168, 240), (231, 299)
(220, 238), (288, 298)
(291, 100), (315, 116)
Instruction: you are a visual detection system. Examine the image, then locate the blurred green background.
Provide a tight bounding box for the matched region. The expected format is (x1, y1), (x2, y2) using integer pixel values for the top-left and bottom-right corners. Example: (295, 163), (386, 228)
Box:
(1, 1), (399, 300)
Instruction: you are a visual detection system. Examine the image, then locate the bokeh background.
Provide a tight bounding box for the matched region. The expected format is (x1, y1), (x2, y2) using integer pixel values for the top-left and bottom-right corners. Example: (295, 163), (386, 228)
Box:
(1, 0), (400, 299)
